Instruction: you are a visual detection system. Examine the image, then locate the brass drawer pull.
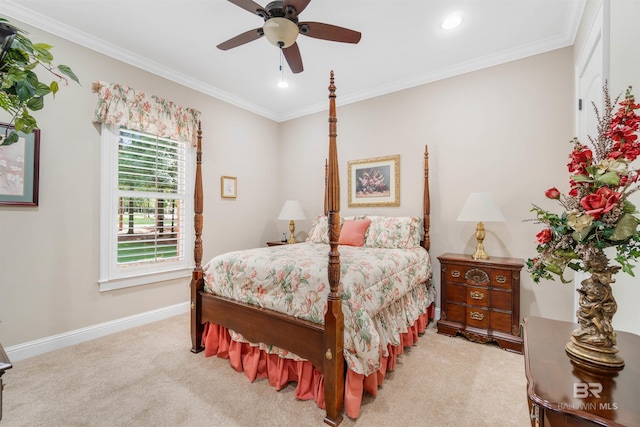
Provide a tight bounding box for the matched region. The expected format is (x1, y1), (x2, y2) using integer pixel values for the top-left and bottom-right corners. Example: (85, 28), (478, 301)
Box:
(496, 275), (507, 284)
(451, 270), (461, 278)
(470, 291), (485, 300)
(469, 311), (484, 321)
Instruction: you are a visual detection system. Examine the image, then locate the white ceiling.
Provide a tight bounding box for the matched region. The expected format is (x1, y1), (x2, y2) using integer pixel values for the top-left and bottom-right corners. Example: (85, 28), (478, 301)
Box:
(2, 0), (585, 122)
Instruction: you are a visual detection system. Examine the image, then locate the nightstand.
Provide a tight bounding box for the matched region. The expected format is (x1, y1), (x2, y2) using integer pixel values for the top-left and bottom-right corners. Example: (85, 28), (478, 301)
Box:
(266, 241), (289, 246)
(437, 253), (524, 353)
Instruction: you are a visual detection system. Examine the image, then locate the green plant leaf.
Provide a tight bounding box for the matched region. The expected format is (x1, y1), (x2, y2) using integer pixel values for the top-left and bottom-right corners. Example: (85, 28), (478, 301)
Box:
(0, 131), (19, 146)
(572, 225), (594, 242)
(32, 43), (54, 62)
(611, 214), (640, 241)
(570, 174), (593, 183)
(26, 96), (44, 111)
(15, 81), (35, 101)
(555, 249), (579, 259)
(622, 199), (637, 214)
(35, 82), (52, 96)
(57, 65), (80, 84)
(596, 171), (621, 185)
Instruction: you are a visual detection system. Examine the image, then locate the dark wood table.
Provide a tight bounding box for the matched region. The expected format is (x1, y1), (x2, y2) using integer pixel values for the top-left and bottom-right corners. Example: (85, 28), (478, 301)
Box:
(524, 316), (640, 426)
(0, 343), (12, 421)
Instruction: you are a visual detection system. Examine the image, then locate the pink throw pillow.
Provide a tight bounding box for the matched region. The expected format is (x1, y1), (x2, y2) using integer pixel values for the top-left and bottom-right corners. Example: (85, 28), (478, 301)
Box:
(339, 219), (371, 247)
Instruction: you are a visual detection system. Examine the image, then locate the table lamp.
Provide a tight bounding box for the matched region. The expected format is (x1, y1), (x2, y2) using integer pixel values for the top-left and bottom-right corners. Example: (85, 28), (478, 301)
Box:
(278, 200), (306, 243)
(457, 192), (505, 260)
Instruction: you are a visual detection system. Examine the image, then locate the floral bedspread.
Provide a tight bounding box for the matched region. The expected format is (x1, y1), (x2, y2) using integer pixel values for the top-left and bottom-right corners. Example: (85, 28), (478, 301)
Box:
(203, 242), (435, 376)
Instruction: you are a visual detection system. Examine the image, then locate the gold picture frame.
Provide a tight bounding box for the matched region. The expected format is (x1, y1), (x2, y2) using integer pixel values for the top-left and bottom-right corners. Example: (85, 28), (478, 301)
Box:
(348, 154), (400, 207)
(221, 176), (237, 199)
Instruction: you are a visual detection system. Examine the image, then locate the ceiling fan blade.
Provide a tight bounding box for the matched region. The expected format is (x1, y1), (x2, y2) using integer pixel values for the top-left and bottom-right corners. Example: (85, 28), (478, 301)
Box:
(227, 0), (268, 17)
(299, 22), (361, 44)
(283, 0), (311, 15)
(282, 43), (303, 73)
(217, 28), (264, 50)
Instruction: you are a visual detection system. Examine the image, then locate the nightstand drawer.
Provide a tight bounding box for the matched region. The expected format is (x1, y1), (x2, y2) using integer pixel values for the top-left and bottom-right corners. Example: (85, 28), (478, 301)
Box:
(490, 271), (512, 289)
(466, 307), (489, 329)
(445, 302), (466, 323)
(491, 289), (512, 311)
(446, 283), (466, 303)
(444, 265), (466, 283)
(490, 310), (513, 334)
(466, 286), (489, 307)
(445, 265), (491, 287)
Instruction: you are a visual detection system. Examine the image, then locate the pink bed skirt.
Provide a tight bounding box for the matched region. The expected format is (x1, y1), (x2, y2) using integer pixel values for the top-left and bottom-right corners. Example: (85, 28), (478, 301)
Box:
(202, 303), (434, 419)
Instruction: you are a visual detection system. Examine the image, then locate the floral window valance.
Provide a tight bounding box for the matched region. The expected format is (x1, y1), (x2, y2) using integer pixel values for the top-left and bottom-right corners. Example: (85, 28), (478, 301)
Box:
(92, 81), (201, 146)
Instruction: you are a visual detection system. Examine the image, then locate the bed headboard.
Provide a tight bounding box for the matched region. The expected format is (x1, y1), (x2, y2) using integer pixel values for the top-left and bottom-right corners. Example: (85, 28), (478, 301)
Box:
(321, 144), (431, 252)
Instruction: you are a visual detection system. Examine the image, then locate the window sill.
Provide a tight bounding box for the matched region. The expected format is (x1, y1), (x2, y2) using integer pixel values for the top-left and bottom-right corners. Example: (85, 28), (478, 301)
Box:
(99, 267), (193, 292)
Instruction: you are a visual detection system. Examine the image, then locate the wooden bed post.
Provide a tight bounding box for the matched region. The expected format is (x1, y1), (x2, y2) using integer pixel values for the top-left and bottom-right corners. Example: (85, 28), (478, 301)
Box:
(324, 71), (344, 427)
(324, 159), (328, 216)
(190, 122), (204, 353)
(422, 145), (430, 251)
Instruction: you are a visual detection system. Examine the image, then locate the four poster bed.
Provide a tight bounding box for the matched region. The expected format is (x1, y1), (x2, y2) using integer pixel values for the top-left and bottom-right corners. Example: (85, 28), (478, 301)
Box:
(189, 72), (434, 426)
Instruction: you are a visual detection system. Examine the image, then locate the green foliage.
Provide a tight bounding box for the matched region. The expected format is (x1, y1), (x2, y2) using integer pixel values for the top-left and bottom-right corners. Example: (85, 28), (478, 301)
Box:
(0, 18), (79, 146)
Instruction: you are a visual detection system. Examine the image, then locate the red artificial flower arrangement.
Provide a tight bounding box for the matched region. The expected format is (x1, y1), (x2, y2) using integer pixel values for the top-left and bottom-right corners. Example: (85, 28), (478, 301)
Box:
(527, 85), (640, 283)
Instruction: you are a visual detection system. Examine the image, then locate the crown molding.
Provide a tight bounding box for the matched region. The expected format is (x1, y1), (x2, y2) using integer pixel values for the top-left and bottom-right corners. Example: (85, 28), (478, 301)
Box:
(2, 0), (586, 123)
(1, 1), (280, 121)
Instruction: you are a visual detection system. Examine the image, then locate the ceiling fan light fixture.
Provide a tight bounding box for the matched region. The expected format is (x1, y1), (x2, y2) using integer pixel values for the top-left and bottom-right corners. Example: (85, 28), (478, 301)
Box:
(263, 17), (299, 48)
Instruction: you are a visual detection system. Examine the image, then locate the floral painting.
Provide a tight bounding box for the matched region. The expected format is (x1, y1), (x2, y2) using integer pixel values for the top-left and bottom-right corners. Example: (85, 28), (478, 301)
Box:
(348, 154), (399, 207)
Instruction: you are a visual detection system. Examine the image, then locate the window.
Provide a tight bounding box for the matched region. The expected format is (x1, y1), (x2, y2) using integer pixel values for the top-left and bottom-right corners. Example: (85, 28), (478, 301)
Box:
(99, 125), (194, 291)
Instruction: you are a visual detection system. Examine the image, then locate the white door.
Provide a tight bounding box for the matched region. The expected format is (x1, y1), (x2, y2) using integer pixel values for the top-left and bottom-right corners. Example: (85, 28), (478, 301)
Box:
(573, 2), (609, 321)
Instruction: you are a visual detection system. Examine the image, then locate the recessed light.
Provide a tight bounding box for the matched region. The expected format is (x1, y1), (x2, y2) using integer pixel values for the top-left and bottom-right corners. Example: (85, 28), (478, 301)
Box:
(442, 14), (462, 30)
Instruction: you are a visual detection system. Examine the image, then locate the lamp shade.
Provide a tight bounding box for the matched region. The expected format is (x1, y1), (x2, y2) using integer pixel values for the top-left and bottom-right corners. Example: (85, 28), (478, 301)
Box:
(456, 192), (505, 222)
(278, 200), (306, 221)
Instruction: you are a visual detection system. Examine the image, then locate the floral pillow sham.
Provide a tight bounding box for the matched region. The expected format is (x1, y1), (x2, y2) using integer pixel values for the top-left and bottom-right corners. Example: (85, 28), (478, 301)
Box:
(364, 215), (422, 249)
(307, 214), (422, 248)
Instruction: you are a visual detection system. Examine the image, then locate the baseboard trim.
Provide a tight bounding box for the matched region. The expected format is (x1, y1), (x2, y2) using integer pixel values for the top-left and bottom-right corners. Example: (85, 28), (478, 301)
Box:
(6, 303), (439, 361)
(5, 302), (190, 361)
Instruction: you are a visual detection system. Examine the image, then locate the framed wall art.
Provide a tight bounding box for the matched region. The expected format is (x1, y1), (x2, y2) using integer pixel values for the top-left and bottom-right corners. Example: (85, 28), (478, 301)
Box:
(221, 175), (237, 199)
(0, 123), (40, 206)
(348, 154), (399, 207)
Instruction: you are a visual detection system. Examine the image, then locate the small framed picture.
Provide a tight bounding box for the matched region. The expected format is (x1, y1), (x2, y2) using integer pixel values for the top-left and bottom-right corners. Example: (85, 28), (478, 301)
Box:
(221, 176), (237, 199)
(0, 123), (41, 206)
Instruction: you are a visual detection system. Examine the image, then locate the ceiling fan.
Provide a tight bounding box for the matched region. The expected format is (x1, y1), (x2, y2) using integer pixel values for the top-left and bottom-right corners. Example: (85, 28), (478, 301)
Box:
(217, 0), (362, 73)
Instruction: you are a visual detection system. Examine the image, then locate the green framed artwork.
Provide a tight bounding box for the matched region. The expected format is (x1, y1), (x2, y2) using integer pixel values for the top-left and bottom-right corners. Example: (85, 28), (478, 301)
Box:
(0, 123), (40, 206)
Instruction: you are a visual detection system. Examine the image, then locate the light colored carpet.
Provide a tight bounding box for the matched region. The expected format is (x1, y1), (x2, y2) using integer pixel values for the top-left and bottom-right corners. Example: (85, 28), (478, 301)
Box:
(1, 313), (529, 426)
